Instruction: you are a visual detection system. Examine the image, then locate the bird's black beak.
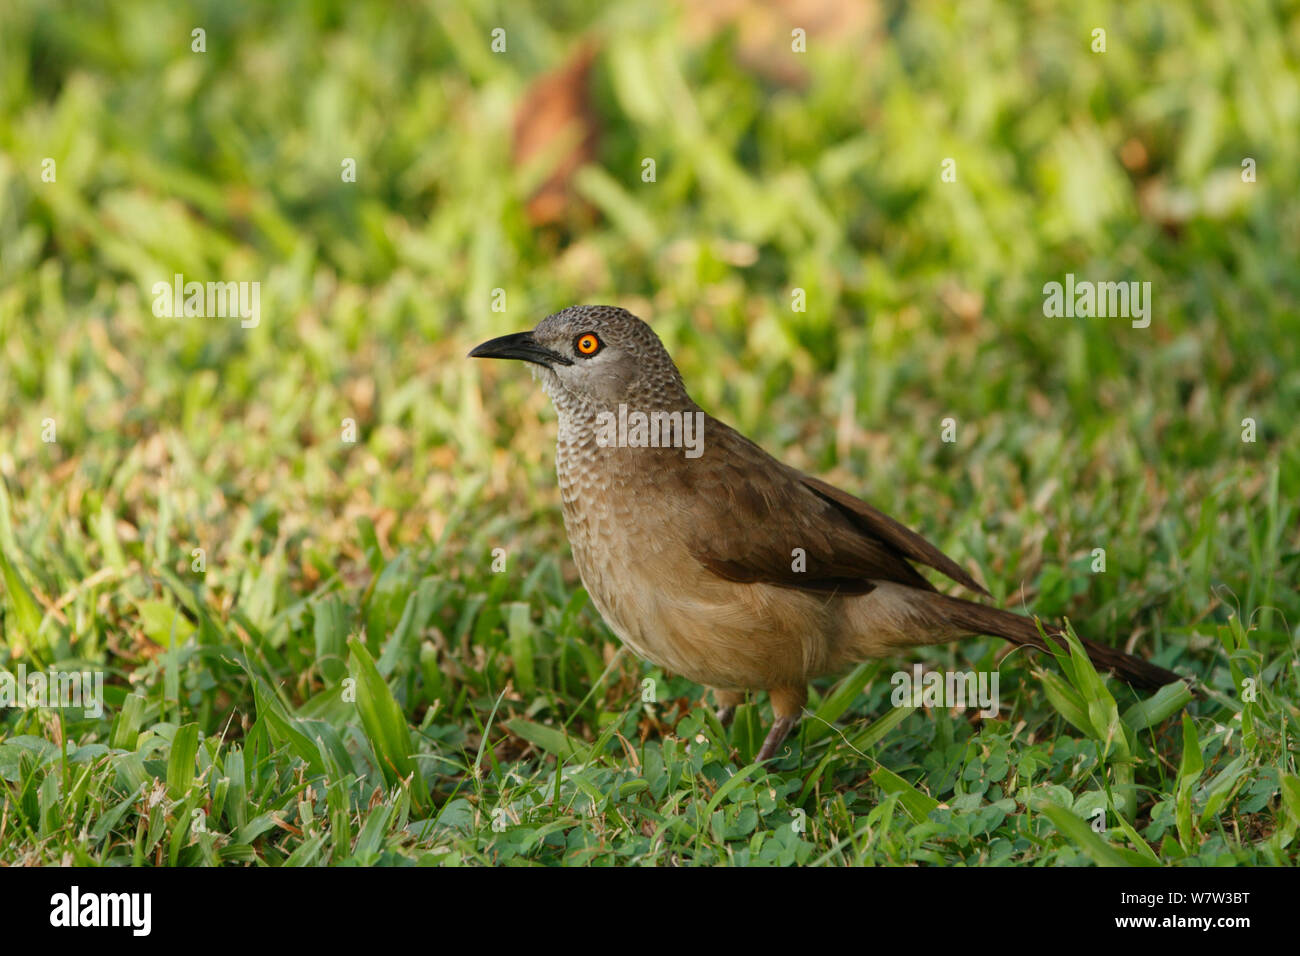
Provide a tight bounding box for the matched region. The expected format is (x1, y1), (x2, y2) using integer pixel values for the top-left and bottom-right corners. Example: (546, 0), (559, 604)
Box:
(468, 331), (573, 368)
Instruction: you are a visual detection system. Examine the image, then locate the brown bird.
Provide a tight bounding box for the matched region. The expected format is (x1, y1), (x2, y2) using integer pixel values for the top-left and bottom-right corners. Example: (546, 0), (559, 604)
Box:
(470, 305), (1186, 761)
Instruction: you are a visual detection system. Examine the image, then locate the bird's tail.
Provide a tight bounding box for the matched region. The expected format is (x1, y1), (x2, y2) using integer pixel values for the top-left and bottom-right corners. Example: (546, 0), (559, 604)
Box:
(933, 594), (1186, 691)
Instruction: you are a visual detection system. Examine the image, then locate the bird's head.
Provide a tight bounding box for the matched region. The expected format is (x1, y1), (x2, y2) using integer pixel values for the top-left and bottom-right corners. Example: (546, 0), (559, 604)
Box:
(469, 305), (690, 412)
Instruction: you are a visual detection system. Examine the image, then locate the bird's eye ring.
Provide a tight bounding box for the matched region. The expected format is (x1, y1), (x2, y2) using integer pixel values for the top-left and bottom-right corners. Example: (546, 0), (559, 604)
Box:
(575, 333), (601, 356)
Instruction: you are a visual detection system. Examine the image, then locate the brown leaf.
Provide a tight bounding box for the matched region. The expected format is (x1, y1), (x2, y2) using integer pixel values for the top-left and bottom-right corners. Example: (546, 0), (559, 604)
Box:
(512, 42), (601, 227)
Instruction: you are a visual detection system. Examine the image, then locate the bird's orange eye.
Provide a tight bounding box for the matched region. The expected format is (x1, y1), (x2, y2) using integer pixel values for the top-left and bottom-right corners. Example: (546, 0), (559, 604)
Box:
(576, 333), (601, 356)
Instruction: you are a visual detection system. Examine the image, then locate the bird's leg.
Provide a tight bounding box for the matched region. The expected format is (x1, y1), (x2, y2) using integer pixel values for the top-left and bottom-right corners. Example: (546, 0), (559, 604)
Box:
(755, 686), (807, 762)
(712, 689), (746, 726)
(755, 717), (797, 762)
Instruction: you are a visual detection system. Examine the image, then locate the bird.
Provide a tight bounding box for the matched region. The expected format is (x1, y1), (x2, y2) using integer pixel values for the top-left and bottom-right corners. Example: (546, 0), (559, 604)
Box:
(470, 305), (1187, 762)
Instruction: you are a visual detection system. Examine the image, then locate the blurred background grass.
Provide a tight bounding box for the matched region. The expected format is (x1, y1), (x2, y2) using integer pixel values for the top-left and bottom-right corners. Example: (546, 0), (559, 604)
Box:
(0, 0), (1297, 864)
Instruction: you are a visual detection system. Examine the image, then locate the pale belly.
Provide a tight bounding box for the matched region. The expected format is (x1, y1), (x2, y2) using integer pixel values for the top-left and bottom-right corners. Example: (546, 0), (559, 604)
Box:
(553, 438), (946, 691)
(560, 494), (851, 690)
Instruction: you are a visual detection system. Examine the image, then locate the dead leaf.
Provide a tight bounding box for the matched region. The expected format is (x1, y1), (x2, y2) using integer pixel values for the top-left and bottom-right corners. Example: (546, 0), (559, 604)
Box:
(513, 42), (601, 227)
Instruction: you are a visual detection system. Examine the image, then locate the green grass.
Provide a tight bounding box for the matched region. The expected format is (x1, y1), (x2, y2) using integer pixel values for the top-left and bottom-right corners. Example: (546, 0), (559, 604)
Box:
(1, 0), (1298, 865)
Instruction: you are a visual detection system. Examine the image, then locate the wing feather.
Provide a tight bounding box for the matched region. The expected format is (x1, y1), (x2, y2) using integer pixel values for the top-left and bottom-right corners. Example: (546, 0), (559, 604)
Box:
(683, 419), (987, 597)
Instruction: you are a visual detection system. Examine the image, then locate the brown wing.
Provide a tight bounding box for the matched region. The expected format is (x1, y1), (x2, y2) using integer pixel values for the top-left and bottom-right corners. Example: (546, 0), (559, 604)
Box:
(683, 417), (988, 597)
(798, 474), (990, 596)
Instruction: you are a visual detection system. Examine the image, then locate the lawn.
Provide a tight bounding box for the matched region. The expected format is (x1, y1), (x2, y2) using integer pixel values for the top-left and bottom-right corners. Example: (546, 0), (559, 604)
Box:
(0, 0), (1297, 865)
